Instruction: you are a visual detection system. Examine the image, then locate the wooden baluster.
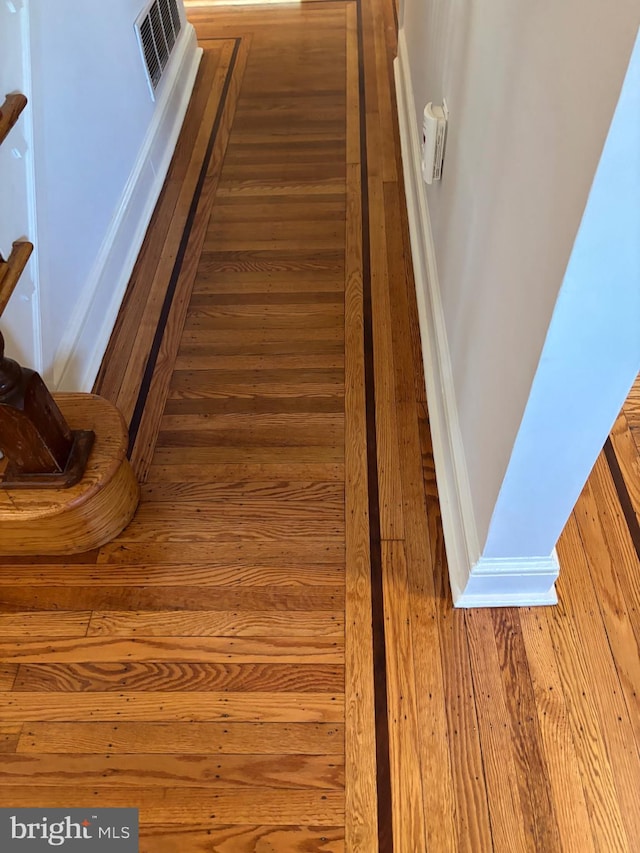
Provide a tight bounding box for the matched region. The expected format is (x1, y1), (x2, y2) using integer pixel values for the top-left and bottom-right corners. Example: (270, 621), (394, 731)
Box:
(0, 93), (27, 147)
(0, 240), (33, 315)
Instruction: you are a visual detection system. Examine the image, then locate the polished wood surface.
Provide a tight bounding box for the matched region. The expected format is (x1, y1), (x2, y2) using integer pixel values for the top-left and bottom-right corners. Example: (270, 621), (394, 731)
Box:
(0, 2), (638, 851)
(0, 241), (33, 315)
(0, 93), (27, 148)
(0, 394), (139, 554)
(0, 327), (95, 489)
(99, 6), (348, 849)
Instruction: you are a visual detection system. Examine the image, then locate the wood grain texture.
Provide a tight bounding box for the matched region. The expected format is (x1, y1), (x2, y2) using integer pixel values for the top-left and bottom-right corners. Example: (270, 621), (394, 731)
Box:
(0, 563), (344, 587)
(140, 824), (345, 853)
(0, 637), (343, 664)
(95, 44), (230, 407)
(114, 512), (344, 545)
(556, 514), (640, 849)
(465, 609), (534, 853)
(575, 458), (640, 747)
(0, 585), (345, 612)
(0, 612), (90, 638)
(147, 461), (345, 482)
(519, 608), (596, 853)
(97, 541), (345, 565)
(131, 38), (252, 481)
(3, 7), (350, 844)
(156, 414), (345, 446)
(370, 178), (405, 541)
(380, 267), (458, 852)
(0, 753), (344, 789)
(356, 0), (462, 844)
(623, 373), (640, 457)
(19, 722), (344, 755)
(344, 6), (378, 848)
(554, 517), (631, 851)
(609, 408), (640, 530)
(380, 542), (427, 851)
(0, 787), (345, 825)
(0, 664), (17, 690)
(13, 662), (344, 693)
(86, 610), (343, 637)
(419, 411), (492, 852)
(2, 0), (638, 848)
(144, 447), (344, 468)
(0, 240), (33, 315)
(0, 92), (27, 147)
(0, 395), (139, 555)
(490, 608), (562, 850)
(139, 479), (344, 507)
(0, 693), (343, 723)
(0, 724), (21, 754)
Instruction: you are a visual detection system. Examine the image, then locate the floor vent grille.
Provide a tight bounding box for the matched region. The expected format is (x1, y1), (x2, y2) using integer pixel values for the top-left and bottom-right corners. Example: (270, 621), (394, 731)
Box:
(135, 0), (182, 98)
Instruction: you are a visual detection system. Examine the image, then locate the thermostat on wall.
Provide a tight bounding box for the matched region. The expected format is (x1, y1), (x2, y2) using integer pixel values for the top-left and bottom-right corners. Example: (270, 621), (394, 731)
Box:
(421, 101), (448, 184)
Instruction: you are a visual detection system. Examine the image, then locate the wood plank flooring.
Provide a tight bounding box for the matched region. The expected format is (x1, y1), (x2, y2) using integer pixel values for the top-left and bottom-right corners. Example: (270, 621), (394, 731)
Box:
(0, 1), (639, 851)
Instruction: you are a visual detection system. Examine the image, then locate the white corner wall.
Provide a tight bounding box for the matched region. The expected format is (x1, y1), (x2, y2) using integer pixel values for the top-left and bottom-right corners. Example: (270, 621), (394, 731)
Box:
(395, 0), (640, 605)
(484, 32), (640, 559)
(28, 0), (201, 390)
(0, 0), (39, 369)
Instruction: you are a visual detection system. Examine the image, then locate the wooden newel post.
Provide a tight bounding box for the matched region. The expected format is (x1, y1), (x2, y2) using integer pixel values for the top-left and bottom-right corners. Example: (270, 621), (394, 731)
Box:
(0, 92), (139, 551)
(0, 329), (95, 488)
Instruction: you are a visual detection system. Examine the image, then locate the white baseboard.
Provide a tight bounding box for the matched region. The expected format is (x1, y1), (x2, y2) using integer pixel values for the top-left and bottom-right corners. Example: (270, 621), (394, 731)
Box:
(455, 553), (559, 607)
(55, 24), (202, 393)
(394, 32), (558, 607)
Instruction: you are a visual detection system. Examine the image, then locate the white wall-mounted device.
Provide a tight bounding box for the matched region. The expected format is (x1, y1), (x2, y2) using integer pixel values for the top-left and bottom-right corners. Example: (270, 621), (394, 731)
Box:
(421, 101), (448, 184)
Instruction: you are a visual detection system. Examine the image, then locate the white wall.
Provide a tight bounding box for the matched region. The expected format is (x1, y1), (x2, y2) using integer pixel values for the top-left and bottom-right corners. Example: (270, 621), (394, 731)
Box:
(0, 0), (39, 368)
(396, 0), (640, 603)
(31, 0), (157, 385)
(1, 0), (200, 389)
(485, 32), (640, 557)
(402, 0), (640, 549)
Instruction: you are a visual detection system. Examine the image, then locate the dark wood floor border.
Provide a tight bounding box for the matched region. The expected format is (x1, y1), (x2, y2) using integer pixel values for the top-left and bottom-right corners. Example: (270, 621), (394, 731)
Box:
(603, 436), (640, 563)
(356, 0), (394, 849)
(127, 39), (242, 456)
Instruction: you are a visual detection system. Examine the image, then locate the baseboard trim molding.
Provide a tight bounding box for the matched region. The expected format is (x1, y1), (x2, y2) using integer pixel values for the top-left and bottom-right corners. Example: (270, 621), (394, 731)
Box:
(394, 31), (558, 608)
(55, 24), (202, 393)
(455, 552), (559, 608)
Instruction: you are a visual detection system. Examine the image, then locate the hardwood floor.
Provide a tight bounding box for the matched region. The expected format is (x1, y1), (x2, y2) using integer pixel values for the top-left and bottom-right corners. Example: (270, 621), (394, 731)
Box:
(0, 1), (639, 851)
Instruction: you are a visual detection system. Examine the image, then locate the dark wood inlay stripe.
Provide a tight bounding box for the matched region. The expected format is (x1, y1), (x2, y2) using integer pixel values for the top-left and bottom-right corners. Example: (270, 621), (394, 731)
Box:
(356, 0), (393, 848)
(127, 39), (242, 456)
(603, 437), (640, 564)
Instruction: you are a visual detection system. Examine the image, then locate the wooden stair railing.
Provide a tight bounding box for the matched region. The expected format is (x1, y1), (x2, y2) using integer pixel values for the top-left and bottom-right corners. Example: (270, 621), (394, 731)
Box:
(0, 92), (140, 552)
(0, 93), (27, 147)
(0, 95), (32, 315)
(0, 154), (93, 486)
(0, 240), (33, 315)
